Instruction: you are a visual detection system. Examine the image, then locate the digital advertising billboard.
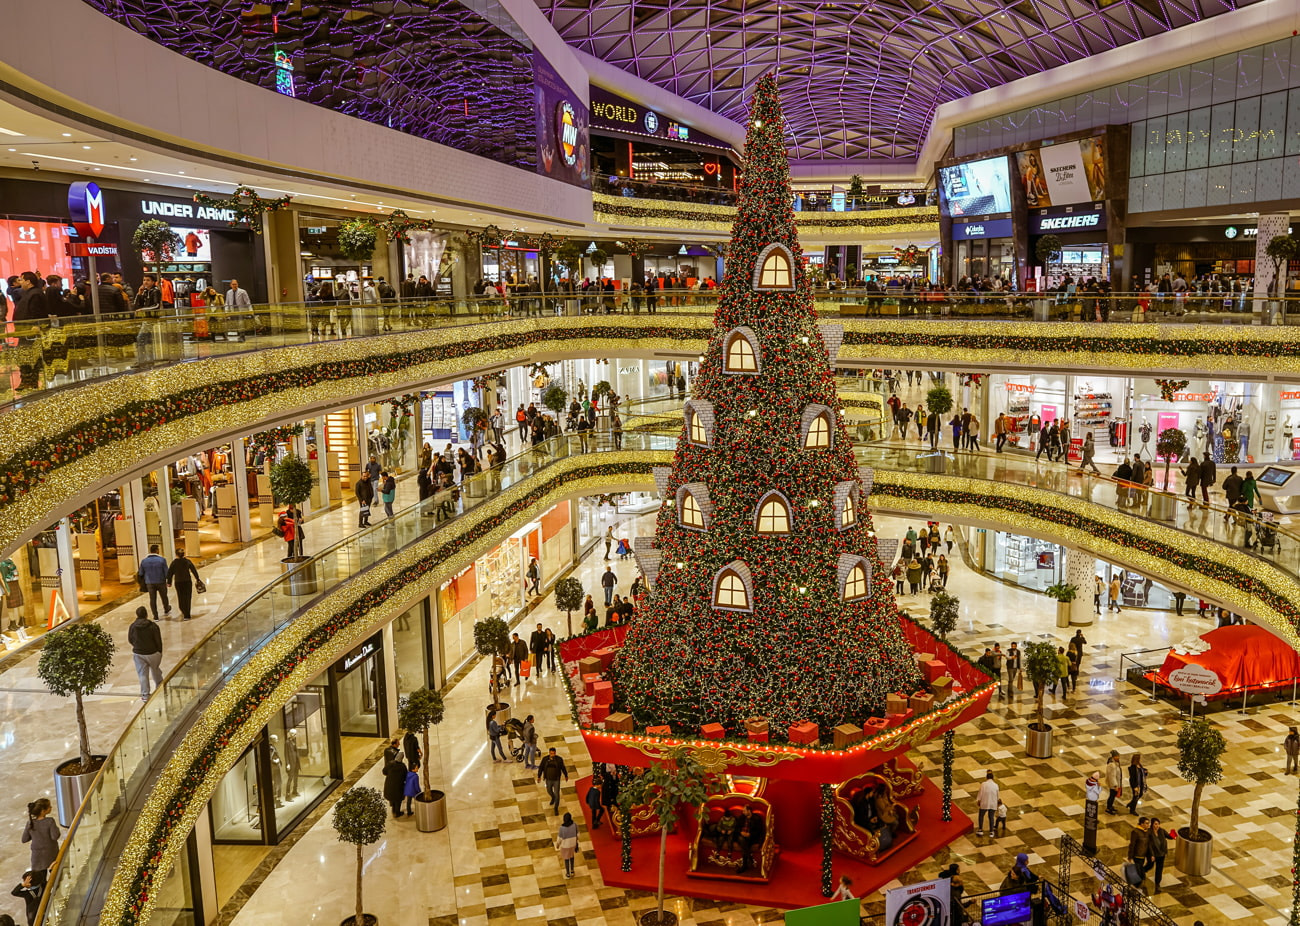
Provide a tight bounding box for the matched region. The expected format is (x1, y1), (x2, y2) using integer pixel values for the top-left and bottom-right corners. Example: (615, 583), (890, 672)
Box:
(1015, 137), (1106, 208)
(938, 155), (1012, 217)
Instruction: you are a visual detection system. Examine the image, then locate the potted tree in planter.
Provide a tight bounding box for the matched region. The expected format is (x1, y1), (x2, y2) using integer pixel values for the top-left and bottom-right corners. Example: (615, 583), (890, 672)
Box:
(38, 622), (115, 825)
(131, 219), (183, 293)
(925, 384), (954, 467)
(1265, 234), (1296, 304)
(460, 407), (489, 496)
(397, 687), (447, 833)
(1023, 640), (1059, 758)
(929, 591), (959, 641)
(1152, 427), (1187, 521)
(618, 748), (713, 926)
(333, 785), (387, 926)
(474, 616), (511, 723)
(1044, 581), (1078, 629)
(1174, 717), (1225, 876)
(554, 576), (585, 637)
(270, 453), (317, 595)
(1034, 235), (1063, 319)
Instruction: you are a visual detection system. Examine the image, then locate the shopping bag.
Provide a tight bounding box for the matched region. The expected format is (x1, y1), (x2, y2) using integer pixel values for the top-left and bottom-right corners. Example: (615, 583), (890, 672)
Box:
(521, 658), (532, 678)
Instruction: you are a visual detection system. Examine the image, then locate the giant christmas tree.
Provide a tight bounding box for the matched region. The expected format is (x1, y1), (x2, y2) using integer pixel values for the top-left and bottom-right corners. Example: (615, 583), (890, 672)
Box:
(612, 75), (921, 737)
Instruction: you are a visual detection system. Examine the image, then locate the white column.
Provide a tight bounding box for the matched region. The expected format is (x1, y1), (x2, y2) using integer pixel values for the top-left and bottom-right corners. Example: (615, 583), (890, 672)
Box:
(314, 416), (332, 510)
(53, 518), (79, 624)
(355, 405), (369, 472)
(1254, 213), (1292, 301)
(230, 442), (253, 542)
(155, 468), (176, 561)
(381, 623), (399, 733)
(1066, 547), (1095, 626)
(292, 427), (313, 518)
(123, 479), (151, 561)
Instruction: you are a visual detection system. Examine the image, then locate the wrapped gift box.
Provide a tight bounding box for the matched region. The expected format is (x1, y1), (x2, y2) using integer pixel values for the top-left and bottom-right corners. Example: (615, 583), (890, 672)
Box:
(590, 703), (610, 724)
(932, 676), (955, 698)
(582, 673), (602, 695)
(579, 656), (603, 677)
(645, 725), (672, 736)
(886, 708), (914, 726)
(788, 721), (819, 744)
(863, 716), (889, 733)
(604, 712), (635, 732)
(745, 716), (770, 735)
(592, 647), (619, 670)
(909, 692), (935, 713)
(747, 729), (770, 743)
(886, 692), (910, 715)
(592, 681), (613, 705)
(833, 723), (864, 748)
(700, 723), (725, 740)
(914, 652), (936, 664)
(922, 659), (948, 682)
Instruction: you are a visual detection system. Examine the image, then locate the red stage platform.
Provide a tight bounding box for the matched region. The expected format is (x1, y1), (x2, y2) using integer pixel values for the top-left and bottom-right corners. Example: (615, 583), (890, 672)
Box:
(577, 758), (973, 910)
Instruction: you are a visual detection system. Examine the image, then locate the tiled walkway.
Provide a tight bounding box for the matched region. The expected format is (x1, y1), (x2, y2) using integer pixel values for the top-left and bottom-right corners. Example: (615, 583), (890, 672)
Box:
(226, 511), (1299, 926)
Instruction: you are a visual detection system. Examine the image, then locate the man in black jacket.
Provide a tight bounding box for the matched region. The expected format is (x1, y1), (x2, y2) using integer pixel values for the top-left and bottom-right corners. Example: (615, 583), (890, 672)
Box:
(355, 474), (374, 527)
(128, 606), (163, 701)
(167, 550), (202, 621)
(510, 632), (528, 686)
(529, 623), (548, 677)
(97, 272), (129, 315)
(537, 748), (568, 815)
(738, 805), (767, 873)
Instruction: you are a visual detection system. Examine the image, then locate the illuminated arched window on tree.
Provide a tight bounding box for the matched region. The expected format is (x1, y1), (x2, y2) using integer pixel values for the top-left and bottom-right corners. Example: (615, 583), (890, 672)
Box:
(755, 491), (792, 535)
(843, 563), (869, 601)
(712, 560), (754, 612)
(805, 413), (831, 449)
(689, 409), (708, 444)
(753, 243), (796, 292)
(680, 491), (705, 530)
(841, 492), (857, 528)
(725, 331), (759, 373)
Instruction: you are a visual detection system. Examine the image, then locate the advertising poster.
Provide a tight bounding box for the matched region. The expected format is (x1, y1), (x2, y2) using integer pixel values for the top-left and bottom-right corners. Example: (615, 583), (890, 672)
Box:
(938, 155), (1011, 217)
(534, 54), (590, 189)
(1016, 137), (1105, 207)
(171, 227), (212, 263)
(884, 878), (950, 926)
(0, 218), (75, 281)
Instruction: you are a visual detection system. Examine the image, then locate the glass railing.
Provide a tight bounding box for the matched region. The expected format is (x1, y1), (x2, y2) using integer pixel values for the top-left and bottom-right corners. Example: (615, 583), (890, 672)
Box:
(37, 425), (677, 926)
(8, 290), (1300, 413)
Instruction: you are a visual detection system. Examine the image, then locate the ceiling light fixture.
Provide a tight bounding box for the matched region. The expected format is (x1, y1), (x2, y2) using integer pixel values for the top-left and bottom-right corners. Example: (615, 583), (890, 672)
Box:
(61, 133), (72, 137)
(0, 127), (23, 137)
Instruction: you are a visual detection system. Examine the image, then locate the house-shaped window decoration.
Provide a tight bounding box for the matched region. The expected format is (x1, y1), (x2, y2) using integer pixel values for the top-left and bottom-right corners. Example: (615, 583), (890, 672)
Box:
(800, 404), (834, 450)
(754, 491), (793, 535)
(753, 243), (796, 292)
(831, 481), (858, 530)
(684, 399), (715, 446)
(675, 482), (714, 531)
(723, 326), (762, 374)
(837, 554), (872, 601)
(713, 560), (755, 611)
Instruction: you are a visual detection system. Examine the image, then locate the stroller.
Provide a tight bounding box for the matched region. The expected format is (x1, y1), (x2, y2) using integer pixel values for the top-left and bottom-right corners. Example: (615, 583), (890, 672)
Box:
(1257, 513), (1280, 555)
(504, 717), (527, 763)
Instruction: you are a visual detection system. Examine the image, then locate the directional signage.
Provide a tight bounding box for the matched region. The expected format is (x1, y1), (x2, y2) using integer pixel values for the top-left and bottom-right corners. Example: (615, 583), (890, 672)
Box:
(68, 181), (106, 238)
(65, 242), (119, 257)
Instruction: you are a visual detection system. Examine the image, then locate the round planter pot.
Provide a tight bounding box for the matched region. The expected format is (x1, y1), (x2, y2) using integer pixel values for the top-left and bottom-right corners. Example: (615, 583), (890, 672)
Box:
(924, 453), (948, 474)
(1148, 491), (1178, 522)
(486, 702), (511, 725)
(54, 755), (107, 827)
(1055, 601), (1072, 629)
(281, 556), (320, 596)
(1174, 826), (1214, 876)
(639, 912), (678, 926)
(414, 790), (448, 833)
(340, 915), (378, 926)
(1025, 724), (1053, 759)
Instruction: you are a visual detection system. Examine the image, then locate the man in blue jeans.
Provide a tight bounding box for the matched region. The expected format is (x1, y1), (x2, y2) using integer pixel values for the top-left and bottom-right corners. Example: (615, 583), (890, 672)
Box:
(601, 566), (617, 606)
(537, 747), (569, 815)
(137, 544), (171, 620)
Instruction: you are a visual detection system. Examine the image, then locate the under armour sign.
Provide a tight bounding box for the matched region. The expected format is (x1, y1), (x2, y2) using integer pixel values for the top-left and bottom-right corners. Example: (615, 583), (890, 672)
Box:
(68, 181), (106, 238)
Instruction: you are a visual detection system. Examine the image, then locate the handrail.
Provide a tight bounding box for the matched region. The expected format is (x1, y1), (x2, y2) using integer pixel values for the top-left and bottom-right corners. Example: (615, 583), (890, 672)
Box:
(36, 418), (678, 925)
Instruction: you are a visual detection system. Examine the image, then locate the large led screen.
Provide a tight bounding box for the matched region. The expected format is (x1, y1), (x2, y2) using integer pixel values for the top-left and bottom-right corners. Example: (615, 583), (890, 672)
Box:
(939, 156), (1012, 217)
(1015, 137), (1106, 208)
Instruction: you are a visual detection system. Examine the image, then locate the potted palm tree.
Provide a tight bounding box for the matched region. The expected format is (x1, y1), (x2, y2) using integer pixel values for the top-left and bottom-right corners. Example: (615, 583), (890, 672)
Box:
(38, 623), (115, 825)
(1044, 581), (1078, 629)
(1023, 640), (1058, 758)
(270, 453), (318, 595)
(398, 687), (448, 833)
(1174, 718), (1225, 876)
(554, 577), (585, 637)
(618, 749), (713, 926)
(929, 591), (959, 641)
(333, 785), (387, 925)
(474, 616), (511, 723)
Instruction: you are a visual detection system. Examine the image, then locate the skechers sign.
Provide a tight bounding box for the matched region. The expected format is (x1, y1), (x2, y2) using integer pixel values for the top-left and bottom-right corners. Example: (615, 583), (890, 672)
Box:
(951, 218), (1013, 240)
(1031, 209), (1106, 234)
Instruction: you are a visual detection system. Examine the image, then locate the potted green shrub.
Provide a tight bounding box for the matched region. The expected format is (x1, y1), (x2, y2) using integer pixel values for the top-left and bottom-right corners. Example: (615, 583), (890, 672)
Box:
(924, 385), (954, 467)
(1174, 717), (1225, 876)
(397, 687), (447, 833)
(554, 576), (585, 637)
(1023, 640), (1059, 758)
(618, 749), (713, 926)
(38, 623), (115, 825)
(1151, 427), (1187, 520)
(1265, 234), (1296, 300)
(270, 453), (318, 595)
(131, 219), (183, 290)
(474, 616), (511, 722)
(929, 591), (959, 640)
(1044, 581), (1077, 629)
(332, 785), (387, 925)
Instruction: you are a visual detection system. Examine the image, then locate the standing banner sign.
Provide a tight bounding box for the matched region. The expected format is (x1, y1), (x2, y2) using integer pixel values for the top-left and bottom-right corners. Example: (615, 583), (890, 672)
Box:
(885, 878), (950, 926)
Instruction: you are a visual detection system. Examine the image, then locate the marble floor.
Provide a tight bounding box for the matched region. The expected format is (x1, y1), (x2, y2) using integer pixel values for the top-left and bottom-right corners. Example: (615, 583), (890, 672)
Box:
(225, 510), (1300, 926)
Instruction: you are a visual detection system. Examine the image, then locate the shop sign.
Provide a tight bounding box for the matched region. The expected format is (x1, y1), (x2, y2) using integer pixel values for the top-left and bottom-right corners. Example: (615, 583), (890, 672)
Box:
(1280, 390), (1300, 400)
(1243, 226), (1293, 237)
(952, 218), (1013, 240)
(141, 198), (238, 223)
(1031, 209), (1105, 233)
(1169, 391), (1217, 402)
(556, 101), (579, 166)
(65, 242), (119, 257)
(1005, 383), (1037, 393)
(339, 634), (381, 674)
(68, 181), (106, 238)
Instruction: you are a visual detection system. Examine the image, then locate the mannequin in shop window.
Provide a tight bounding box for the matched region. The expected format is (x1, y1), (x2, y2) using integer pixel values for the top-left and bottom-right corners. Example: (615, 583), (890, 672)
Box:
(284, 729), (301, 800)
(269, 733), (285, 807)
(1139, 420), (1152, 460)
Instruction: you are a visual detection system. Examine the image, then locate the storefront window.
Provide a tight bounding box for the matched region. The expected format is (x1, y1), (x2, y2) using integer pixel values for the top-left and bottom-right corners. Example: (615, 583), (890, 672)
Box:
(987, 531), (1064, 592)
(335, 637), (383, 736)
(271, 683), (332, 832)
(211, 743), (263, 843)
(393, 601), (431, 696)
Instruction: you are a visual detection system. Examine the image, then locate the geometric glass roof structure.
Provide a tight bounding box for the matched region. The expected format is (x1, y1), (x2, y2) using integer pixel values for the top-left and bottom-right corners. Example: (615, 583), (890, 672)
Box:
(535, 0), (1258, 161)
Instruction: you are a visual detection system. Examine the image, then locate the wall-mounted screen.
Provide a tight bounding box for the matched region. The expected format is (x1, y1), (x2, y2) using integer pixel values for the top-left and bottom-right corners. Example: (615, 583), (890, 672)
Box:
(938, 155), (1012, 217)
(1016, 137), (1106, 207)
(171, 227), (212, 263)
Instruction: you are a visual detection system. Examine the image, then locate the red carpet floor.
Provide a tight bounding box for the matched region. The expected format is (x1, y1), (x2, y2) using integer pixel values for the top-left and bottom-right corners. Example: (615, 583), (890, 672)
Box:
(577, 768), (972, 909)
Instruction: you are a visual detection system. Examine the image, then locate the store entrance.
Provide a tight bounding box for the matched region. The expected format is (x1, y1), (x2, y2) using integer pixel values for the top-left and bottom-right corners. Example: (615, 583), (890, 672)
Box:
(1044, 244), (1108, 290)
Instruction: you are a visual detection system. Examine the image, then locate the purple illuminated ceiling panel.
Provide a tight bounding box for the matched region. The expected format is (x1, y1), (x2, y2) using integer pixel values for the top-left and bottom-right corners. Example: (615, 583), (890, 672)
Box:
(535, 0), (1259, 161)
(82, 0), (539, 170)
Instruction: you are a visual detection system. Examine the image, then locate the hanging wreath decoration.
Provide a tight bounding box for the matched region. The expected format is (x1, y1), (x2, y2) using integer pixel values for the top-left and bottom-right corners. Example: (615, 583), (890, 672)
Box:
(893, 244), (925, 266)
(1155, 379), (1190, 402)
(618, 237), (648, 257)
(192, 186), (293, 234)
(370, 210), (436, 243)
(248, 423), (304, 457)
(471, 225), (505, 250)
(471, 372), (505, 394)
(386, 393), (419, 419)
